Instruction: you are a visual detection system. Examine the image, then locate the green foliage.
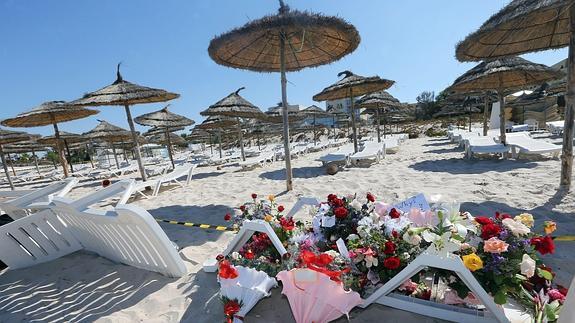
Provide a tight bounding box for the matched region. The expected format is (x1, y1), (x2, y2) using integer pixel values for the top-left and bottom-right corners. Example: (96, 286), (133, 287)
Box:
(415, 91), (441, 120)
(46, 151), (58, 162)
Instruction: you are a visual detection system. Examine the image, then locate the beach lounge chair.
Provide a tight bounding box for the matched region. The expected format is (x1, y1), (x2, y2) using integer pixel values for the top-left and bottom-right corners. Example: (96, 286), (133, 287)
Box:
(505, 132), (561, 159)
(350, 142), (385, 165)
(465, 137), (509, 159)
(0, 178), (78, 220)
(546, 120), (564, 135)
(318, 144), (355, 166)
(122, 164), (197, 203)
(0, 180), (187, 277)
(382, 137), (400, 153)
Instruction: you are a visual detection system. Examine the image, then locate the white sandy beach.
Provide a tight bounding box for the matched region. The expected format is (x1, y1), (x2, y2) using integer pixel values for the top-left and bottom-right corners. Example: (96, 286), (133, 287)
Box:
(0, 135), (574, 322)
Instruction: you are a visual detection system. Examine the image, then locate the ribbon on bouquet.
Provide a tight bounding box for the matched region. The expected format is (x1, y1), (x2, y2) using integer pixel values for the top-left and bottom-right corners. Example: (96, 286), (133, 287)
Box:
(300, 250), (349, 283)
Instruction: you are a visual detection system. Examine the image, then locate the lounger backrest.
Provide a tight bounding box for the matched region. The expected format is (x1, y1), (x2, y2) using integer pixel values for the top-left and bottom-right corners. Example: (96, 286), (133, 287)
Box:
(0, 178), (79, 220)
(0, 209), (82, 270)
(286, 196), (320, 218)
(50, 197), (187, 277)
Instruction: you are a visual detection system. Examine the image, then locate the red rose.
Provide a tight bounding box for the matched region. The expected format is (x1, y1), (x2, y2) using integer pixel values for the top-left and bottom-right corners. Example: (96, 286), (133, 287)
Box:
(389, 208), (401, 219)
(391, 230), (399, 239)
(278, 205), (285, 212)
(334, 207), (348, 219)
(332, 198), (344, 207)
(224, 299), (241, 318)
(495, 212), (512, 220)
(102, 179), (111, 187)
(531, 236), (555, 255)
(224, 213), (231, 221)
(216, 254), (225, 261)
(383, 256), (401, 270)
(218, 260), (238, 279)
(239, 205), (246, 212)
(279, 217), (295, 231)
(251, 193), (257, 199)
(480, 223), (501, 240)
(474, 216), (493, 225)
(366, 193), (375, 203)
(244, 249), (255, 259)
(327, 194), (337, 202)
(384, 241), (396, 255)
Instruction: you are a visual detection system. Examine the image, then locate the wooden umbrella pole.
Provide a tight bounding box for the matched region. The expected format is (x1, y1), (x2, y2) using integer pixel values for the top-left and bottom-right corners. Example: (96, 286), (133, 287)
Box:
(383, 107), (387, 139)
(483, 94), (490, 136)
(31, 147), (41, 176)
(121, 142), (129, 162)
(313, 114), (317, 146)
(86, 143), (95, 168)
(8, 153), (16, 176)
(165, 127), (175, 169)
(124, 105), (147, 181)
(498, 91), (506, 145)
(468, 106), (472, 132)
(280, 30), (293, 191)
(209, 132), (213, 155)
(560, 4), (575, 189)
(376, 107), (381, 143)
(218, 130), (223, 158)
(350, 89), (359, 153)
(0, 145), (14, 190)
(257, 132), (261, 151)
(237, 117), (246, 161)
(63, 139), (74, 173)
(52, 121), (70, 178)
(110, 141), (121, 169)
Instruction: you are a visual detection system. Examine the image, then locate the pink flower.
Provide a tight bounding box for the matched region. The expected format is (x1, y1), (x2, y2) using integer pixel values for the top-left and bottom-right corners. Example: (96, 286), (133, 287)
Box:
(548, 289), (566, 303)
(407, 208), (436, 227)
(374, 202), (390, 218)
(482, 237), (509, 253)
(399, 279), (418, 293)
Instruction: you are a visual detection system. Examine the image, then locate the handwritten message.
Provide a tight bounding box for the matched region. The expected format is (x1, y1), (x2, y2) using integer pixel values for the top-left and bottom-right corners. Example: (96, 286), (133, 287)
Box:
(392, 193), (430, 213)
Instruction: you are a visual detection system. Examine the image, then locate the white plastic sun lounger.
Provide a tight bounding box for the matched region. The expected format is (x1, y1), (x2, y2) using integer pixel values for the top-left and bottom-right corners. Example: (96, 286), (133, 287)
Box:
(152, 163), (196, 196)
(350, 142), (385, 165)
(318, 144), (355, 165)
(546, 121), (564, 135)
(505, 132), (561, 159)
(0, 180), (187, 277)
(465, 137), (509, 159)
(382, 138), (400, 153)
(0, 178), (78, 220)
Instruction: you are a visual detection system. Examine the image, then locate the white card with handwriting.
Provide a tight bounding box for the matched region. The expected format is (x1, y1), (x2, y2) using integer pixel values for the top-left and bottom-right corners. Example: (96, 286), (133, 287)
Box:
(392, 193), (430, 213)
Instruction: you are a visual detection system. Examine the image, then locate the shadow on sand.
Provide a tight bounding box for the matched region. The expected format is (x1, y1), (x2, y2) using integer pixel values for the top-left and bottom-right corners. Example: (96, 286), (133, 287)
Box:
(409, 158), (538, 174)
(259, 166), (325, 181)
(0, 252), (172, 323)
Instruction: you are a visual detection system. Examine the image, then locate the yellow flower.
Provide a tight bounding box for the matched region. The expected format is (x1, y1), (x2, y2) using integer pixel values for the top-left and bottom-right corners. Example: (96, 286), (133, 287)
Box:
(514, 213), (534, 227)
(544, 221), (557, 235)
(462, 253), (483, 272)
(268, 195), (275, 202)
(264, 214), (274, 222)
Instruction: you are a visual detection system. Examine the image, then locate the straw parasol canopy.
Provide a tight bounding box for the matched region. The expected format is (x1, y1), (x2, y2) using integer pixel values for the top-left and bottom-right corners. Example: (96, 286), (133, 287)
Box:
(70, 64), (179, 181)
(147, 132), (186, 146)
(135, 105), (194, 168)
(196, 116), (239, 158)
(301, 105), (328, 145)
(1, 101), (99, 178)
(448, 57), (561, 144)
(38, 131), (85, 145)
(207, 0), (360, 191)
(144, 126), (185, 136)
(313, 71), (395, 152)
(356, 91), (403, 142)
(201, 88), (264, 161)
(0, 129), (39, 190)
(84, 120), (135, 169)
(455, 0), (575, 189)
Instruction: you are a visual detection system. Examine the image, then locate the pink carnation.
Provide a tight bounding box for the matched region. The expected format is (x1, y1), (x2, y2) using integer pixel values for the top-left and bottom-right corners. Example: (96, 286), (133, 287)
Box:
(374, 202), (390, 218)
(483, 237), (509, 254)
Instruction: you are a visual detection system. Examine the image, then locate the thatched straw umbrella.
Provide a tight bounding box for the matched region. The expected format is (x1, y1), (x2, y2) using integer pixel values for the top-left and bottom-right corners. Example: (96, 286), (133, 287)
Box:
(455, 0), (575, 189)
(301, 105), (328, 146)
(448, 57), (561, 145)
(356, 91), (402, 142)
(208, 0), (360, 191)
(313, 71), (394, 152)
(0, 129), (39, 190)
(135, 105), (194, 169)
(38, 131), (86, 173)
(198, 116), (240, 158)
(70, 64), (179, 181)
(1, 101), (98, 178)
(200, 88), (264, 161)
(326, 104), (348, 139)
(4, 141), (48, 176)
(83, 120), (135, 170)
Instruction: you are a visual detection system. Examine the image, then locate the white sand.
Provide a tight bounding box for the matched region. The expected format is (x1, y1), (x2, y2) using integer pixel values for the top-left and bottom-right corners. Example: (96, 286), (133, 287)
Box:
(0, 136), (574, 322)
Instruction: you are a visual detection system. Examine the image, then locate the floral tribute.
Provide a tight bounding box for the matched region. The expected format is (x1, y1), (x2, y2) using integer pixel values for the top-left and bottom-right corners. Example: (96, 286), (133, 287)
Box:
(220, 193), (566, 322)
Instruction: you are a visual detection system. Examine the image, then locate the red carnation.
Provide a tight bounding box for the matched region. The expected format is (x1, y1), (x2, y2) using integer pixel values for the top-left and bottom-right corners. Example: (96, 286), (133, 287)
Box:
(251, 193), (257, 199)
(474, 216), (493, 225)
(316, 254), (334, 267)
(531, 236), (555, 255)
(334, 207), (348, 219)
(480, 223), (501, 240)
(218, 260), (238, 279)
(244, 249), (255, 259)
(383, 256), (401, 270)
(389, 208), (401, 219)
(278, 205), (285, 212)
(384, 241), (396, 255)
(224, 213), (231, 221)
(279, 217), (295, 231)
(366, 193), (375, 203)
(224, 299), (241, 319)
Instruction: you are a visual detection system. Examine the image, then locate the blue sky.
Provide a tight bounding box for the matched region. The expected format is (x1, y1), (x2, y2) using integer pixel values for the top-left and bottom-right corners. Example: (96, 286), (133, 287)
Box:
(0, 0), (567, 136)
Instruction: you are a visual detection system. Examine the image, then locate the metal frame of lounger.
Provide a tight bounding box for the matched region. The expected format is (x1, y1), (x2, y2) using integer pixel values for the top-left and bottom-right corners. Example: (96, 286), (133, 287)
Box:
(0, 180), (186, 277)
